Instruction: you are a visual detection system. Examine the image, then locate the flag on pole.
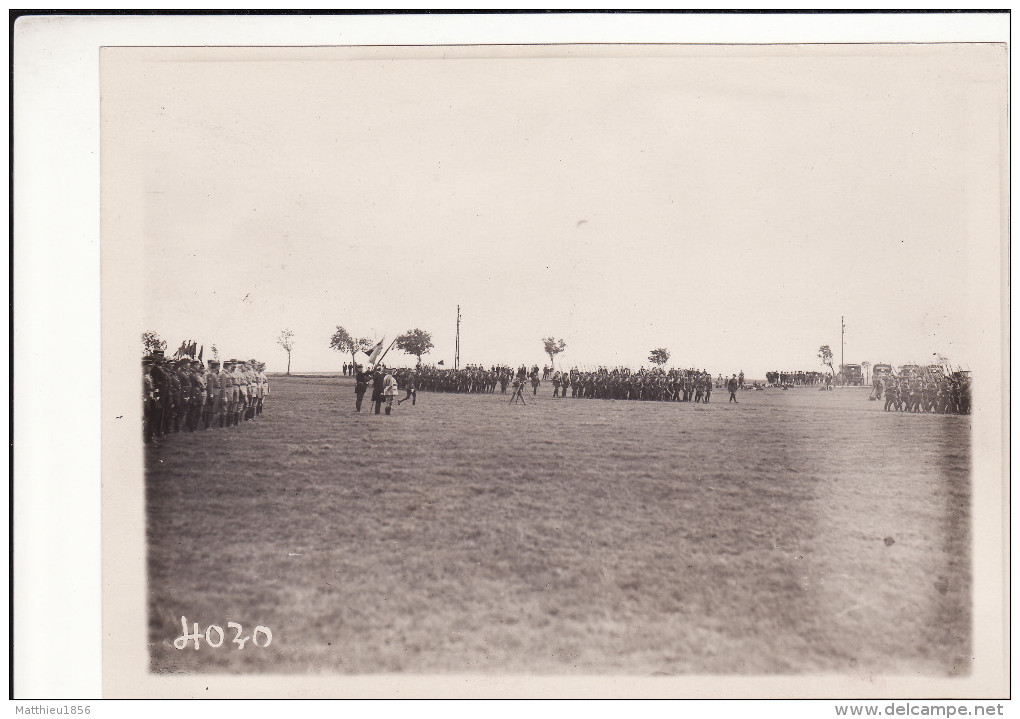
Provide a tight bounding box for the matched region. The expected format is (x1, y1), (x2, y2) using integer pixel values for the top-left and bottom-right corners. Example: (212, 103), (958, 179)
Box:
(376, 337), (398, 367)
(198, 345), (203, 362)
(367, 337), (386, 366)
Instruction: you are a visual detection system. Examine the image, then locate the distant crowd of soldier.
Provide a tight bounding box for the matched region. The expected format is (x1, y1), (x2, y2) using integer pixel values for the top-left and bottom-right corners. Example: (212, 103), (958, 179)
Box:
(765, 370), (827, 387)
(549, 367), (721, 402)
(379, 363), (724, 403)
(142, 350), (270, 442)
(874, 371), (971, 414)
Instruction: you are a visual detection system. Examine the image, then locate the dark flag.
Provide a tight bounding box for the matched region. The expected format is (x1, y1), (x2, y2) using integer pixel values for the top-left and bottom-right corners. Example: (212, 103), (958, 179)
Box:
(177, 340), (187, 358)
(437, 360), (445, 366)
(198, 345), (204, 362)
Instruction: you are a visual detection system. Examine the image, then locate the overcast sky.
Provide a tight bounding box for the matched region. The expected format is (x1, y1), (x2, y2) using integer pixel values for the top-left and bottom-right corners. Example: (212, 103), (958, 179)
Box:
(103, 44), (1005, 377)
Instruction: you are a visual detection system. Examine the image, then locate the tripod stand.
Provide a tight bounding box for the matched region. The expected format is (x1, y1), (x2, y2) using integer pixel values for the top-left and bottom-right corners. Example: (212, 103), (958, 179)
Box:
(509, 379), (528, 405)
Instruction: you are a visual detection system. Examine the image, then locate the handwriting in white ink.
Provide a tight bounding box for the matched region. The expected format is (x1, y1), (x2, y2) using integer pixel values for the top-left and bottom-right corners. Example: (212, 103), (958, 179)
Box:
(173, 616), (273, 650)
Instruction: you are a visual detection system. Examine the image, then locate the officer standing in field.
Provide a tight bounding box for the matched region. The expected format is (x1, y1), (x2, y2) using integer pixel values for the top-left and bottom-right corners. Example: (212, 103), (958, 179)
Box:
(257, 362), (269, 415)
(382, 368), (398, 415)
(220, 360), (235, 427)
(168, 360), (185, 432)
(371, 365), (385, 414)
(204, 359), (220, 429)
(727, 374), (739, 403)
(226, 360), (240, 426)
(188, 359), (207, 431)
(143, 355), (157, 442)
(354, 364), (369, 411)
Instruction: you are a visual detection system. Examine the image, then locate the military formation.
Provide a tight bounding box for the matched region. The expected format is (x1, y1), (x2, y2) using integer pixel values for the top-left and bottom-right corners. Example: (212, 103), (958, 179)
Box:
(386, 364), (722, 403)
(549, 367), (719, 402)
(875, 371), (971, 414)
(402, 364), (519, 394)
(142, 350), (270, 443)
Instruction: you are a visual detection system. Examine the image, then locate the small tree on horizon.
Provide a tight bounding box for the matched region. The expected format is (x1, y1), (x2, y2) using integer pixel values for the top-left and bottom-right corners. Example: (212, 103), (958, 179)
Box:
(818, 344), (835, 377)
(395, 328), (434, 367)
(330, 325), (375, 368)
(277, 329), (296, 375)
(142, 331), (167, 356)
(648, 348), (670, 367)
(542, 337), (567, 369)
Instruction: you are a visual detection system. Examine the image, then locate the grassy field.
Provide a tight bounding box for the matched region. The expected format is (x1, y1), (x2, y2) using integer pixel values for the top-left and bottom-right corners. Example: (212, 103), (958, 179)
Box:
(146, 376), (970, 676)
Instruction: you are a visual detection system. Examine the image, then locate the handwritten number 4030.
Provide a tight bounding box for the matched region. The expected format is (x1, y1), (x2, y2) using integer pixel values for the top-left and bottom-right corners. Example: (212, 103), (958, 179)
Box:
(174, 616), (273, 650)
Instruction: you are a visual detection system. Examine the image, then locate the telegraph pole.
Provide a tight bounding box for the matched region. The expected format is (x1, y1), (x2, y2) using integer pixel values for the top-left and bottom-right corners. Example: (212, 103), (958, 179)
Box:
(840, 315), (845, 387)
(455, 305), (461, 370)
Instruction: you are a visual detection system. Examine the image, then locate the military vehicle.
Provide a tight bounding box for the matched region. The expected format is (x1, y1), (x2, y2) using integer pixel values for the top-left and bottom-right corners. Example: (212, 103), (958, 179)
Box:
(838, 363), (863, 386)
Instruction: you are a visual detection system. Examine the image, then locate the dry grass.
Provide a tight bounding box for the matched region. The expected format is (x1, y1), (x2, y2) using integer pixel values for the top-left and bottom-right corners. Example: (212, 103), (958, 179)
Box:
(147, 377), (970, 675)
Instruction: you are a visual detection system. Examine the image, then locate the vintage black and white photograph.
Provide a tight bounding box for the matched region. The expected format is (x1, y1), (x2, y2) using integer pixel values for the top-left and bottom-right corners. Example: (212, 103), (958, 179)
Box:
(83, 17), (1009, 700)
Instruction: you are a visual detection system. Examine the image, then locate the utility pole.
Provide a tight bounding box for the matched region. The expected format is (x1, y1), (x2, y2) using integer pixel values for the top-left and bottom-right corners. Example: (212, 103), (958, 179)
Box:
(455, 305), (461, 370)
(840, 315), (845, 387)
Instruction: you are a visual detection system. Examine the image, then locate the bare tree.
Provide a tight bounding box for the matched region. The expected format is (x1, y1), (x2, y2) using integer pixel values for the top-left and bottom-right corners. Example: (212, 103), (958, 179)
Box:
(277, 329), (296, 375)
(542, 337), (567, 369)
(648, 348), (670, 367)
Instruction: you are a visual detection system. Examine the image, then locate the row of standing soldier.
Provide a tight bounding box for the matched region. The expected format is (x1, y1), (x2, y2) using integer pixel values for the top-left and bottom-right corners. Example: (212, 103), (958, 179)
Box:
(142, 350), (270, 442)
(550, 367), (718, 402)
(396, 364), (719, 403)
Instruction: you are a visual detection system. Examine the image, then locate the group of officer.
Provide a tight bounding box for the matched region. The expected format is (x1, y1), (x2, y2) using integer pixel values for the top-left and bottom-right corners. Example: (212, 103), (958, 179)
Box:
(142, 349), (270, 442)
(876, 373), (972, 414)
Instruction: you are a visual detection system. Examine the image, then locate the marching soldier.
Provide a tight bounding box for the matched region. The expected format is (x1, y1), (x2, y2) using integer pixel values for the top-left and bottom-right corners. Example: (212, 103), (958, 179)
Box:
(397, 368), (417, 405)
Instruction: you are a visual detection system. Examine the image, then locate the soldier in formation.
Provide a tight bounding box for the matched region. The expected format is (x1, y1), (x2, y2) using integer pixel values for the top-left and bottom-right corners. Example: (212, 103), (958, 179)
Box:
(143, 351), (269, 443)
(375, 363), (721, 406)
(880, 371), (971, 415)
